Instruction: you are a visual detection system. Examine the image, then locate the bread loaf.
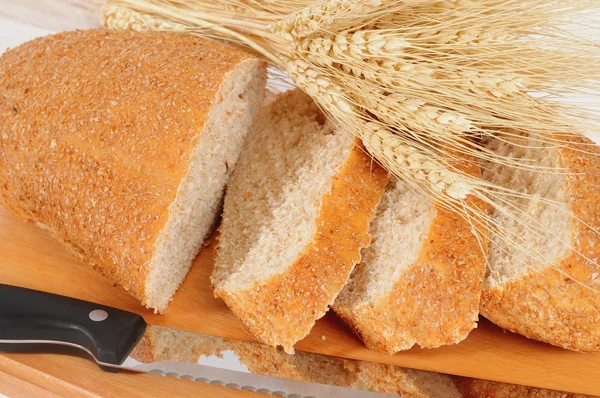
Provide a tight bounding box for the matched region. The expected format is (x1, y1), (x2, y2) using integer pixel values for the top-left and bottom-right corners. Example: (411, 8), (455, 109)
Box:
(212, 89), (388, 353)
(0, 29), (266, 312)
(481, 133), (600, 351)
(332, 170), (486, 353)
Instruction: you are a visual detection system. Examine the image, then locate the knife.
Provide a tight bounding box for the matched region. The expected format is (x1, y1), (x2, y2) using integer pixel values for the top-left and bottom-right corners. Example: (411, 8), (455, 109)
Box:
(0, 284), (399, 398)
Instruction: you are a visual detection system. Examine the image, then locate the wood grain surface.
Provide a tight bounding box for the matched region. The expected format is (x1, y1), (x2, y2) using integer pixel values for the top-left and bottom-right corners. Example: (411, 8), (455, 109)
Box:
(0, 351), (260, 397)
(1, 0), (599, 396)
(1, 208), (599, 395)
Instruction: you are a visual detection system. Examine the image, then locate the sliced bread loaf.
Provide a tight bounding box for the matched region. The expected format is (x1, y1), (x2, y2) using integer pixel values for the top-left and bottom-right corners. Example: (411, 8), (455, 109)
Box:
(0, 29), (266, 312)
(212, 89), (389, 353)
(332, 166), (486, 353)
(481, 133), (600, 351)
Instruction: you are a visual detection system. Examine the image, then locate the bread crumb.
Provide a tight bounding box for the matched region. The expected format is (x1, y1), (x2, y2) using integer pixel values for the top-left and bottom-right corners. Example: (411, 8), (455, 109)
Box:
(321, 335), (326, 340)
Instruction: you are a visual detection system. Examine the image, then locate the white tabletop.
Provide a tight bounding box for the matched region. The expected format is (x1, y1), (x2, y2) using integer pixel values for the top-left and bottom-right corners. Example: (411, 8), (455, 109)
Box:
(0, 18), (54, 54)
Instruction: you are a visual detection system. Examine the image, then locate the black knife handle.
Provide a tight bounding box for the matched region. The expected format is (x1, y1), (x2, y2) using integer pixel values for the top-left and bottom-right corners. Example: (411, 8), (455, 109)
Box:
(0, 283), (147, 369)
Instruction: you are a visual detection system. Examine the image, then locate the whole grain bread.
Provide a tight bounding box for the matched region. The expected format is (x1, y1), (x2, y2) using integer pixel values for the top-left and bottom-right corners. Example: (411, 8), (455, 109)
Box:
(333, 165), (486, 353)
(212, 89), (388, 353)
(0, 29), (266, 312)
(481, 133), (600, 351)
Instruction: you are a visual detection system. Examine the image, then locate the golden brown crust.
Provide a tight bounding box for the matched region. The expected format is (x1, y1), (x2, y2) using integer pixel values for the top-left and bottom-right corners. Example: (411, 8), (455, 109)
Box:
(480, 134), (600, 351)
(334, 159), (487, 353)
(0, 29), (262, 310)
(214, 140), (389, 352)
(454, 377), (598, 398)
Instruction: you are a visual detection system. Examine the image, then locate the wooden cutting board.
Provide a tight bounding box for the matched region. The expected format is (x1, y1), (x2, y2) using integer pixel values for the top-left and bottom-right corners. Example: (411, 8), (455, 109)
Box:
(1, 207), (599, 395)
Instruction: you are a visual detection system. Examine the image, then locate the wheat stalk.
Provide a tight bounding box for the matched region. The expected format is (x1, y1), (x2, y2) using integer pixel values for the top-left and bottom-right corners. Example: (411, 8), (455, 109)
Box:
(360, 122), (475, 200)
(103, 4), (184, 31)
(272, 0), (429, 40)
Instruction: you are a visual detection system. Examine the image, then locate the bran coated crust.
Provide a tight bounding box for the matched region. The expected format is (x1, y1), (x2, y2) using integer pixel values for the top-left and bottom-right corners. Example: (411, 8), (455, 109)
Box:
(480, 134), (600, 352)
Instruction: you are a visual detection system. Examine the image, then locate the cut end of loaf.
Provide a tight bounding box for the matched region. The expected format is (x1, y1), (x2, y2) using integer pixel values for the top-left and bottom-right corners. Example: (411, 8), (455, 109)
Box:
(213, 89), (388, 351)
(144, 58), (266, 312)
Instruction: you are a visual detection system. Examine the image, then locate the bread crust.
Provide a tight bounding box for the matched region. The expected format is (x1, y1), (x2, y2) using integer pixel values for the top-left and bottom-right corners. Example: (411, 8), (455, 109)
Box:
(480, 135), (600, 351)
(214, 140), (389, 353)
(333, 160), (486, 353)
(0, 29), (264, 311)
(454, 377), (598, 398)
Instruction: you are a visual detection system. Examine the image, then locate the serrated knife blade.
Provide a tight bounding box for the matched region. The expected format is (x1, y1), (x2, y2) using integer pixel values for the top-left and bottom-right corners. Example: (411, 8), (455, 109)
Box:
(0, 284), (402, 397)
(127, 359), (390, 398)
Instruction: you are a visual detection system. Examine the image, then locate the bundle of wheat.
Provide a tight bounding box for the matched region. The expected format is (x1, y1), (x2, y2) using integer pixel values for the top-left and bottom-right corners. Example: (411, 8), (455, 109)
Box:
(100, 0), (600, 300)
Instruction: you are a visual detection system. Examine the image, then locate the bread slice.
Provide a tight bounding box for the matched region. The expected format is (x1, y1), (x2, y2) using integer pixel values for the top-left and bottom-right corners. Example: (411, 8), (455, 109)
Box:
(332, 166), (486, 353)
(212, 89), (389, 353)
(0, 29), (266, 312)
(481, 133), (600, 351)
